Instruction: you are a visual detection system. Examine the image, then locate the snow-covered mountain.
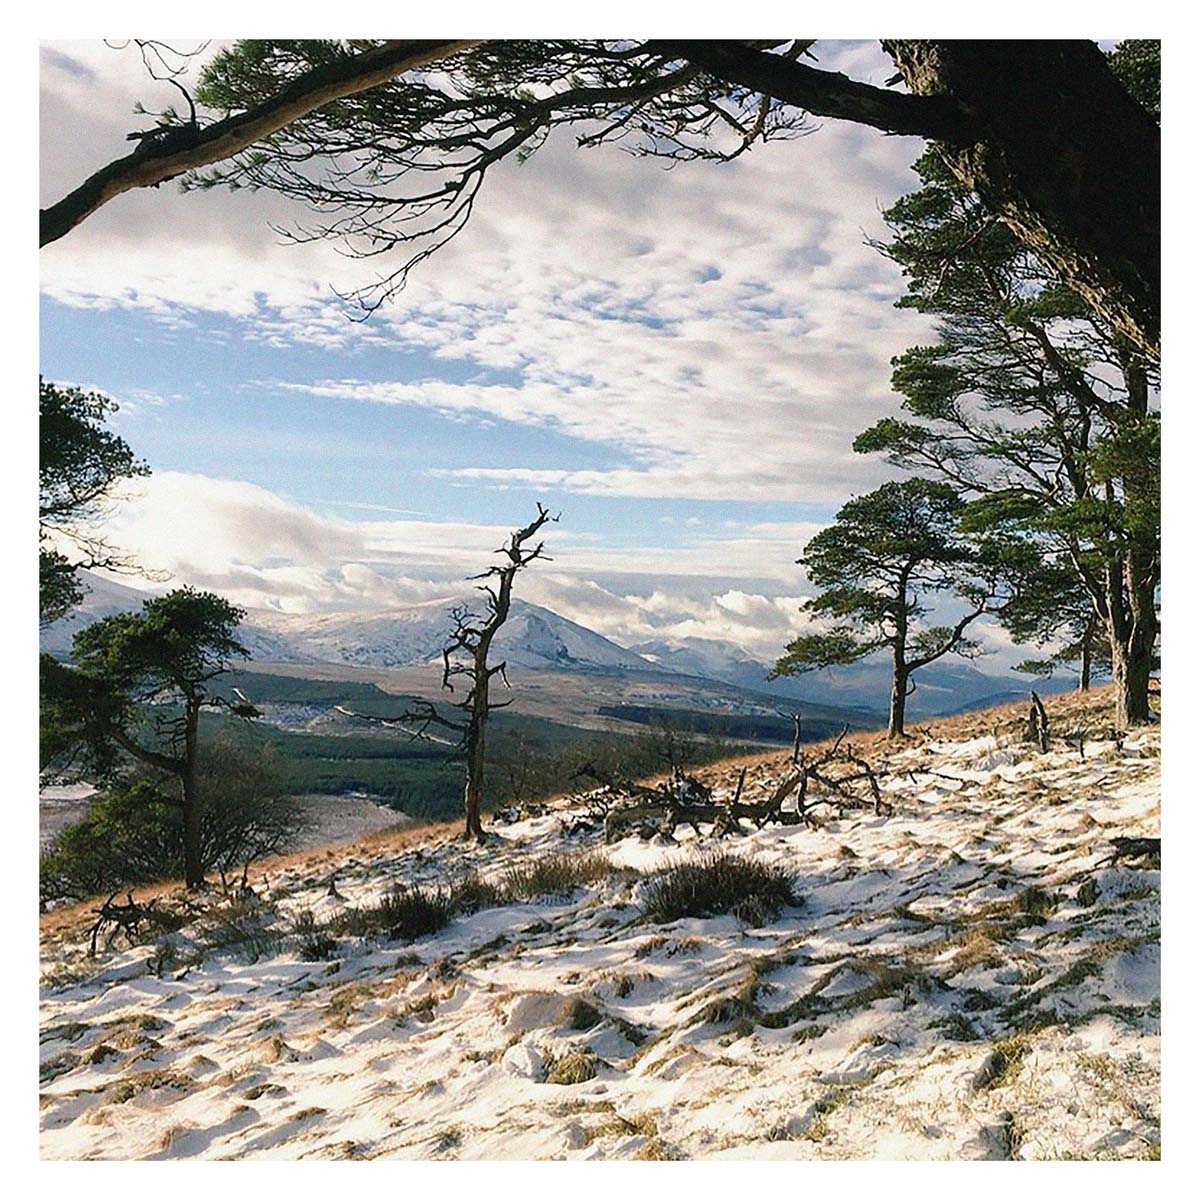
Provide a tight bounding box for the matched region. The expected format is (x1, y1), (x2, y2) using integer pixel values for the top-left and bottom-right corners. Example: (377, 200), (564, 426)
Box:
(42, 572), (1070, 717)
(40, 572), (656, 675)
(243, 597), (657, 673)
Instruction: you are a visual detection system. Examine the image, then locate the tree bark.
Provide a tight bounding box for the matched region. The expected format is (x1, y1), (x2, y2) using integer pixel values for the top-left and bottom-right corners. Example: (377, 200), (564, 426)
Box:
(180, 701), (204, 888)
(881, 40), (1159, 361)
(180, 769), (205, 889)
(1109, 594), (1156, 729)
(1078, 634), (1092, 692)
(463, 690), (487, 841)
(888, 665), (909, 739)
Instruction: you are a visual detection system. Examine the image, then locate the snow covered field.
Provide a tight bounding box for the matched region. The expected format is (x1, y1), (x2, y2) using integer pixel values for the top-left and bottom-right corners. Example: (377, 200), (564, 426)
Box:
(39, 693), (1160, 1160)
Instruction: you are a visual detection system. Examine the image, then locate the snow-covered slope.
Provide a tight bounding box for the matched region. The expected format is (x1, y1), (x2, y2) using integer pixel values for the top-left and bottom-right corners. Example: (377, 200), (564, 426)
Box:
(39, 689), (1159, 1160)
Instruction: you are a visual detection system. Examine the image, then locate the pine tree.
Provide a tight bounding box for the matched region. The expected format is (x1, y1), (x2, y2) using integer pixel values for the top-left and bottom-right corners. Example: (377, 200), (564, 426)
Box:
(771, 479), (1014, 737)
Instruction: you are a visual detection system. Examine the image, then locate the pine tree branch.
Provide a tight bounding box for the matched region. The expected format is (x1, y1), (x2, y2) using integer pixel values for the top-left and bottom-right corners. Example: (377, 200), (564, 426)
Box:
(40, 39), (477, 246)
(649, 40), (975, 142)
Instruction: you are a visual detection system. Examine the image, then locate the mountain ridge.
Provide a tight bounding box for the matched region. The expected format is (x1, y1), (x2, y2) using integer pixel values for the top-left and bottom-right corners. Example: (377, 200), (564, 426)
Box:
(42, 571), (1071, 718)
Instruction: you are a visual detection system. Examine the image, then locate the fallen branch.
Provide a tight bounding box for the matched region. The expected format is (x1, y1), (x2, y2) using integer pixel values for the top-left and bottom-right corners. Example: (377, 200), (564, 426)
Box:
(87, 891), (169, 957)
(1099, 836), (1161, 868)
(603, 730), (885, 841)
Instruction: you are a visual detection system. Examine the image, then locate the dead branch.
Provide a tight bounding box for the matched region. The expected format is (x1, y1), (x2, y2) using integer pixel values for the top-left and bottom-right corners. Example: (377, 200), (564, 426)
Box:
(87, 891), (168, 957)
(603, 731), (885, 841)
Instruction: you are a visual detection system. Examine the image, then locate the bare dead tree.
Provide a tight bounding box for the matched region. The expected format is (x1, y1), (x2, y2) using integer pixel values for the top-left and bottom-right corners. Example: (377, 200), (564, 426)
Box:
(342, 503), (558, 840)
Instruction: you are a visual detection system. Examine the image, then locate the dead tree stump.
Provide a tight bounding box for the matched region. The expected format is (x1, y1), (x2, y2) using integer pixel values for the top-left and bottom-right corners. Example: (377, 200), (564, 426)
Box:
(1026, 690), (1050, 752)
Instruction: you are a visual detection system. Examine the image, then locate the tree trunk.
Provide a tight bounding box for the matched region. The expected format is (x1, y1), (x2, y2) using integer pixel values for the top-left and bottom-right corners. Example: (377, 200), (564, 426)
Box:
(180, 780), (205, 889)
(888, 667), (909, 739)
(1079, 624), (1093, 692)
(463, 653), (490, 841)
(882, 40), (1160, 360)
(463, 714), (486, 840)
(180, 702), (205, 888)
(1110, 608), (1156, 729)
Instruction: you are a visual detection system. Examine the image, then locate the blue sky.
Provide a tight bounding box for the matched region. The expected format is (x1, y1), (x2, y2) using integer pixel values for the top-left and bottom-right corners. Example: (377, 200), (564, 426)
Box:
(41, 38), (1036, 663)
(39, 295), (830, 550)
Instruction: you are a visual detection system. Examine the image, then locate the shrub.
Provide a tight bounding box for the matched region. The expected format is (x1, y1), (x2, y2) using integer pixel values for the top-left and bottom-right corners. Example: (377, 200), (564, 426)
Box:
(194, 738), (310, 887)
(292, 910), (339, 962)
(41, 780), (182, 902)
(40, 739), (308, 901)
(497, 851), (611, 901)
(338, 883), (455, 942)
(642, 852), (799, 925)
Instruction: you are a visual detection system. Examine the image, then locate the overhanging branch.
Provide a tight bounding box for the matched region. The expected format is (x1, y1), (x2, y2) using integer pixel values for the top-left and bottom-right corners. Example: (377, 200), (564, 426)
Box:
(651, 40), (975, 143)
(40, 39), (478, 247)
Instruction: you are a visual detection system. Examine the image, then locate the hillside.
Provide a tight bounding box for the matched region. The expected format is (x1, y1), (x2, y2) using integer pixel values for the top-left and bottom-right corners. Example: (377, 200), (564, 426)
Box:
(39, 687), (1159, 1160)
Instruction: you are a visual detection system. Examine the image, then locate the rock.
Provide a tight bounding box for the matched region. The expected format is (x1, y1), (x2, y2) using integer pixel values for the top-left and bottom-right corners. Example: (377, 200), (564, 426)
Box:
(560, 996), (603, 1030)
(783, 1106), (818, 1137)
(817, 1040), (899, 1085)
(506, 991), (569, 1033)
(500, 1042), (545, 1081)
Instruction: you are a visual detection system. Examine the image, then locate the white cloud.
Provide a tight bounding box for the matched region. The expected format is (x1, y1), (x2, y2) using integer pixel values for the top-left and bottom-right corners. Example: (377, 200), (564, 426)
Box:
(41, 40), (933, 505)
(90, 470), (819, 654)
(89, 470), (1033, 669)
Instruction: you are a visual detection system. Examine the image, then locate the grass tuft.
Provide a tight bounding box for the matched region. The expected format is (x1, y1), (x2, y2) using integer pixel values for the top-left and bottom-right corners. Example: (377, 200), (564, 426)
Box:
(497, 852), (612, 901)
(546, 1048), (601, 1085)
(336, 884), (454, 942)
(642, 852), (799, 925)
(973, 1033), (1034, 1091)
(332, 852), (615, 944)
(292, 910), (339, 961)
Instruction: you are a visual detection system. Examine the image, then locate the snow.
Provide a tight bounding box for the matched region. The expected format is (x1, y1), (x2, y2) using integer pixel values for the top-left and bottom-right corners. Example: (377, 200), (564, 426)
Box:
(39, 713), (1159, 1161)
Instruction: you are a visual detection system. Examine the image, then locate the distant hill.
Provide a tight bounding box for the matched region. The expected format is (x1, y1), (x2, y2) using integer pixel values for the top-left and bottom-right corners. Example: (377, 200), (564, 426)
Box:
(42, 571), (1072, 720)
(41, 571), (658, 675)
(631, 634), (1075, 718)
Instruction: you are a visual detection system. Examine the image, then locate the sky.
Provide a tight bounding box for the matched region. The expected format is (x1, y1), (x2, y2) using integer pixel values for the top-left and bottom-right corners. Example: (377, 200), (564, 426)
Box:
(39, 39), (1023, 664)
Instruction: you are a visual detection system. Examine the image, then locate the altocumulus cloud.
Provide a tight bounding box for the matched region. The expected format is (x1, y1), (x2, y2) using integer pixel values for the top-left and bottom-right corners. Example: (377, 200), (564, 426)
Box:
(41, 40), (934, 506)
